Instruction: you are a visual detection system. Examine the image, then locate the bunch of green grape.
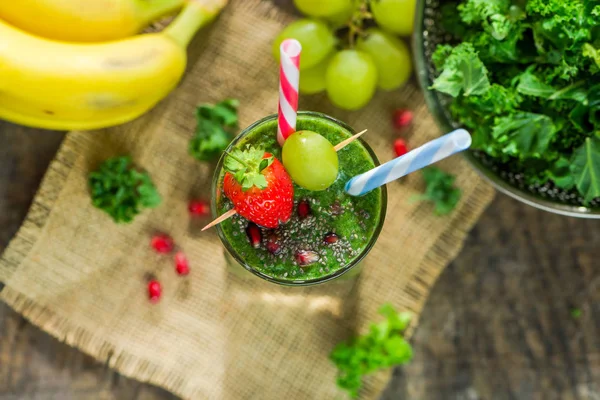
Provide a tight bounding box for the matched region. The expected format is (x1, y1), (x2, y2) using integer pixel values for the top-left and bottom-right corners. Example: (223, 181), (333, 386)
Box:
(273, 0), (415, 110)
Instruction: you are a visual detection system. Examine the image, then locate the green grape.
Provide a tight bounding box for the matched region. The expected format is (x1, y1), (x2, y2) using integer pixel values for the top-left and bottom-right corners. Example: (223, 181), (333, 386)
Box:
(299, 53), (333, 94)
(325, 4), (354, 30)
(356, 28), (412, 90)
(272, 19), (336, 70)
(325, 50), (378, 110)
(370, 0), (417, 36)
(294, 0), (352, 18)
(282, 130), (339, 191)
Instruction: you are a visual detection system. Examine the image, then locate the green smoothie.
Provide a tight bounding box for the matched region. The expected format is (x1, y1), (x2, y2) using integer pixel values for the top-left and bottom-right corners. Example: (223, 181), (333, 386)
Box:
(213, 112), (386, 285)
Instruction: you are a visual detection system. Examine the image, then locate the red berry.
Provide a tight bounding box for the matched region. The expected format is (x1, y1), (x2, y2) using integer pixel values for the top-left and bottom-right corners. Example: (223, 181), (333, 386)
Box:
(151, 234), (174, 254)
(148, 280), (162, 303)
(324, 232), (339, 244)
(295, 250), (320, 266)
(245, 223), (262, 249)
(223, 153), (294, 229)
(265, 232), (282, 255)
(188, 200), (210, 217)
(394, 139), (409, 157)
(175, 252), (190, 276)
(393, 109), (413, 130)
(297, 200), (311, 220)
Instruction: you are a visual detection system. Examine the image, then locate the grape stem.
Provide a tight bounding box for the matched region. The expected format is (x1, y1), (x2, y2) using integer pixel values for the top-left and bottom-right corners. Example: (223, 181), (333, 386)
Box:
(347, 0), (372, 49)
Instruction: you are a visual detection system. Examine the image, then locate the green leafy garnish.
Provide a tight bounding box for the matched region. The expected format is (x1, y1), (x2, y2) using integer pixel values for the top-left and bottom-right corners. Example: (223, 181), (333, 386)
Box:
(330, 304), (413, 398)
(189, 99), (239, 162)
(517, 69), (556, 99)
(570, 308), (583, 319)
(414, 167), (462, 216)
(431, 0), (600, 204)
(430, 43), (490, 97)
(571, 137), (600, 203)
(492, 112), (557, 159)
(88, 156), (161, 223)
(224, 146), (273, 191)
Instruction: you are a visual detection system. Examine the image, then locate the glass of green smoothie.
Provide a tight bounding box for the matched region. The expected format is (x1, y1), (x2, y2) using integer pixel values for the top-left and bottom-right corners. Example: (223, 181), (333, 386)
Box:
(211, 111), (387, 286)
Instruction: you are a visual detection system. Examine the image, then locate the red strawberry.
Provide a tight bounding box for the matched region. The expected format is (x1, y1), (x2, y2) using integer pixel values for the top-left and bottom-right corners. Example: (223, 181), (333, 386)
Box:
(223, 147), (294, 229)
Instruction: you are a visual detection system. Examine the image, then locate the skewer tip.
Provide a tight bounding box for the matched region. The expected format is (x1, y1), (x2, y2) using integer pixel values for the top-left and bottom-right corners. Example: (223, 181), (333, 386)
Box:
(334, 129), (368, 152)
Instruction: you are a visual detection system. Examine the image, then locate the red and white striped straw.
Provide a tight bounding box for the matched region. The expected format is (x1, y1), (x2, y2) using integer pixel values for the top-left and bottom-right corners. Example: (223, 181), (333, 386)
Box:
(277, 39), (302, 146)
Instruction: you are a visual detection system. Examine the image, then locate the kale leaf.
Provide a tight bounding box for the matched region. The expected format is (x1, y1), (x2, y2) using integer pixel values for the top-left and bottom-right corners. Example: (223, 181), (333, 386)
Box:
(189, 99), (239, 162)
(431, 0), (600, 204)
(415, 167), (462, 216)
(89, 156), (161, 223)
(571, 137), (600, 203)
(330, 304), (413, 398)
(430, 43), (490, 97)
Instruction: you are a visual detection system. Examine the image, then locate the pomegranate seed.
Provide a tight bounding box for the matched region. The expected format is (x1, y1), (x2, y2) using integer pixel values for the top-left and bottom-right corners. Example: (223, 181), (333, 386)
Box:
(393, 109), (413, 129)
(265, 232), (282, 255)
(297, 200), (311, 219)
(151, 234), (174, 254)
(394, 139), (409, 157)
(246, 223), (262, 249)
(324, 232), (339, 244)
(175, 252), (190, 276)
(148, 280), (162, 303)
(188, 200), (210, 217)
(295, 250), (320, 266)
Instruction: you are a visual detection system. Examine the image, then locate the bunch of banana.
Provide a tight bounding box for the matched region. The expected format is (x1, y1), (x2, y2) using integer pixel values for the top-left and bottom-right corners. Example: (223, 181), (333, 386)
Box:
(0, 0), (227, 130)
(0, 0), (186, 42)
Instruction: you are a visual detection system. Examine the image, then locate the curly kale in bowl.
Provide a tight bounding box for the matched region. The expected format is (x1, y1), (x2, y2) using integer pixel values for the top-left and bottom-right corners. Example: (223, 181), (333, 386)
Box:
(430, 0), (600, 204)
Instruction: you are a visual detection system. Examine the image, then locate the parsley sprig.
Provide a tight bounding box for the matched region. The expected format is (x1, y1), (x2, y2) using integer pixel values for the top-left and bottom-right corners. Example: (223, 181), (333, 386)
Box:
(189, 99), (239, 162)
(416, 167), (462, 216)
(330, 304), (413, 398)
(88, 156), (161, 223)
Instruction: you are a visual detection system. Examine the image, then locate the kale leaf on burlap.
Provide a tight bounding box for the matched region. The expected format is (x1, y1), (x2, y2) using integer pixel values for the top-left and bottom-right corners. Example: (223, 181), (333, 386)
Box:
(189, 99), (239, 162)
(330, 304), (413, 398)
(89, 156), (161, 223)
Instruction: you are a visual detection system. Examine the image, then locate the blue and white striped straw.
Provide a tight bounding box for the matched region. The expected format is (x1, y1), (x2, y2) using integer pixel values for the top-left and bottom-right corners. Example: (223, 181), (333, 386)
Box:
(345, 129), (472, 196)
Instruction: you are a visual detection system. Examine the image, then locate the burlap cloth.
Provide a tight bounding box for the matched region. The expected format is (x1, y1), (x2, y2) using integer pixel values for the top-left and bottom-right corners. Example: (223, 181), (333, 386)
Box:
(0, 1), (495, 399)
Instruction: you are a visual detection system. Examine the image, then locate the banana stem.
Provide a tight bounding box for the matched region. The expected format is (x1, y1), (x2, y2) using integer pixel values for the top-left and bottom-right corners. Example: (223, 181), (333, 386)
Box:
(136, 0), (186, 24)
(164, 0), (227, 47)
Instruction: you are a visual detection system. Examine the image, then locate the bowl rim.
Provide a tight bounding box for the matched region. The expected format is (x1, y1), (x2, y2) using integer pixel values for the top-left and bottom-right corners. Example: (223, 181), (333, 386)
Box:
(412, 0), (600, 219)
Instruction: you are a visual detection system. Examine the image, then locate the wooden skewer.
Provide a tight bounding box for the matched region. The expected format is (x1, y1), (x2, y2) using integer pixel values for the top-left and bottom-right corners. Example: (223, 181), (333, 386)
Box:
(202, 129), (368, 231)
(201, 208), (237, 231)
(334, 129), (367, 151)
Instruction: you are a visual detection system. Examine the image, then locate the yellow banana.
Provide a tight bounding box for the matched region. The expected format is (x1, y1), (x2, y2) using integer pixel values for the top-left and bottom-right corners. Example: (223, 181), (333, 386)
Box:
(0, 0), (185, 42)
(0, 0), (227, 131)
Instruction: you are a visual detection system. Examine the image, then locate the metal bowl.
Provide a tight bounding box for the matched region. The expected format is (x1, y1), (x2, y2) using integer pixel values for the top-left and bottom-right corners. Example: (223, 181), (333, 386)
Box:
(413, 0), (600, 218)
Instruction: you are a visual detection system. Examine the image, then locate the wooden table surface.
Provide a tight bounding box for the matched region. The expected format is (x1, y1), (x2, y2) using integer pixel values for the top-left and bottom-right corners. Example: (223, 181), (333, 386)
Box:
(1, 121), (599, 400)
